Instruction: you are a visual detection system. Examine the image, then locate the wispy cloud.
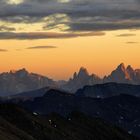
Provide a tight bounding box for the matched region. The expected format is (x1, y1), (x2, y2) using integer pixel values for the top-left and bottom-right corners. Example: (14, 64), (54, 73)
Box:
(116, 34), (136, 37)
(126, 41), (139, 44)
(27, 46), (57, 49)
(0, 31), (105, 40)
(0, 49), (8, 52)
(0, 25), (16, 31)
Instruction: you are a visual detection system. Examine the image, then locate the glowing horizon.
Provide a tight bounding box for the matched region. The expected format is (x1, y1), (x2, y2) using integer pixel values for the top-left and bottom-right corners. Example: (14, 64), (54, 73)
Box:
(0, 0), (140, 80)
(0, 29), (140, 80)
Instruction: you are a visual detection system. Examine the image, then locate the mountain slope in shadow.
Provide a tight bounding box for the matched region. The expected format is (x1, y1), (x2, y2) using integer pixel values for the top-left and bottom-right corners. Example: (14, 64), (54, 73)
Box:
(76, 82), (140, 98)
(0, 104), (138, 140)
(20, 89), (140, 138)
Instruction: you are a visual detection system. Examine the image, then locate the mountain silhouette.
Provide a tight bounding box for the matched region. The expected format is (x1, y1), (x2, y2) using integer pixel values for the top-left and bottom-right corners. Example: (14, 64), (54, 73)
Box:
(76, 82), (140, 98)
(103, 63), (140, 84)
(1, 63), (140, 96)
(18, 89), (140, 138)
(0, 103), (138, 140)
(62, 67), (102, 92)
(0, 68), (56, 96)
(62, 64), (140, 92)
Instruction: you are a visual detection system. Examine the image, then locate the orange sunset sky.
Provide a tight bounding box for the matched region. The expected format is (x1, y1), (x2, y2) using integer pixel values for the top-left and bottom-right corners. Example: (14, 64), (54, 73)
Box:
(0, 0), (140, 80)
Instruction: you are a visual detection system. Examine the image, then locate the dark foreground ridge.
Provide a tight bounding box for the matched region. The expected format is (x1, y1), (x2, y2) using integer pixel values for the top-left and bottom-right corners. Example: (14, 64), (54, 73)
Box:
(76, 82), (140, 98)
(0, 104), (138, 140)
(20, 89), (140, 138)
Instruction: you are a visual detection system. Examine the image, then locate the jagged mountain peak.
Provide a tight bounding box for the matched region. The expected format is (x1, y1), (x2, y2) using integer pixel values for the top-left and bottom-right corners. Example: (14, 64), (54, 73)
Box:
(127, 65), (133, 70)
(78, 67), (89, 76)
(16, 68), (29, 76)
(116, 63), (126, 71)
(104, 63), (132, 83)
(73, 72), (77, 79)
(62, 67), (102, 92)
(126, 65), (135, 74)
(10, 68), (28, 74)
(104, 63), (140, 83)
(0, 68), (56, 96)
(16, 68), (28, 72)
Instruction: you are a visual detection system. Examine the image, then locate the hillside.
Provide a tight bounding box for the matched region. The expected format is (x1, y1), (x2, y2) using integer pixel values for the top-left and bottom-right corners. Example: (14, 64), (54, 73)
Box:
(0, 104), (138, 140)
(20, 89), (140, 138)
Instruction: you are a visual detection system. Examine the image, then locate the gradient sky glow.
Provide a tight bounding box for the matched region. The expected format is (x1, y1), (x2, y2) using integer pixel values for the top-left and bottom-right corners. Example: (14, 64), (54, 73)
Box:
(0, 0), (140, 80)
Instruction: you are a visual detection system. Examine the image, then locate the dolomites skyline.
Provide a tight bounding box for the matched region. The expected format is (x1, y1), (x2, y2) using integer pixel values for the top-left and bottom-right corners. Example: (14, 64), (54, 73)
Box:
(0, 0), (140, 80)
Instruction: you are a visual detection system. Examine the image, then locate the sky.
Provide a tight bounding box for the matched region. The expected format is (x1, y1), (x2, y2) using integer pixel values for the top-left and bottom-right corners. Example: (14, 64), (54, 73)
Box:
(0, 0), (140, 80)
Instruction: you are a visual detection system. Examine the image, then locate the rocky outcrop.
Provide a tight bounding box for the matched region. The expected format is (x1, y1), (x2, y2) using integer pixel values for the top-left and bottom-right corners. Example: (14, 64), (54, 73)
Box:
(62, 67), (102, 92)
(0, 68), (56, 96)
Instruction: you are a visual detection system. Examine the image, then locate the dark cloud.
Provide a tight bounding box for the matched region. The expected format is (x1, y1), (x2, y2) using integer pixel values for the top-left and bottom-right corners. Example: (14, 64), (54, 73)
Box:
(0, 0), (140, 32)
(0, 49), (8, 52)
(68, 22), (140, 31)
(116, 34), (136, 37)
(27, 46), (57, 49)
(1, 16), (44, 23)
(0, 31), (105, 40)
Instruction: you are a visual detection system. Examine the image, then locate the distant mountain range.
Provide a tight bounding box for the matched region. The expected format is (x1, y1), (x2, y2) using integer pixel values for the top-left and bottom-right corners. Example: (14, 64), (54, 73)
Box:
(1, 63), (140, 96)
(62, 67), (102, 92)
(0, 68), (56, 96)
(62, 63), (140, 92)
(5, 82), (140, 101)
(103, 63), (140, 84)
(1, 64), (140, 139)
(0, 104), (137, 140)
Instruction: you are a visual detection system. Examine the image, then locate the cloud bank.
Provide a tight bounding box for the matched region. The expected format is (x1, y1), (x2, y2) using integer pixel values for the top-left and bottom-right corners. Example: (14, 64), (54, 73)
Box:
(0, 0), (140, 39)
(0, 31), (105, 40)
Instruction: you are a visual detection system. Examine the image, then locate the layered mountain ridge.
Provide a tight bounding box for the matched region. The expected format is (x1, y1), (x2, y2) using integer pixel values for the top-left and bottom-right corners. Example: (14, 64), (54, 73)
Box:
(18, 89), (140, 138)
(0, 68), (56, 96)
(1, 63), (140, 96)
(103, 63), (140, 84)
(62, 63), (140, 92)
(76, 82), (140, 98)
(62, 67), (102, 92)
